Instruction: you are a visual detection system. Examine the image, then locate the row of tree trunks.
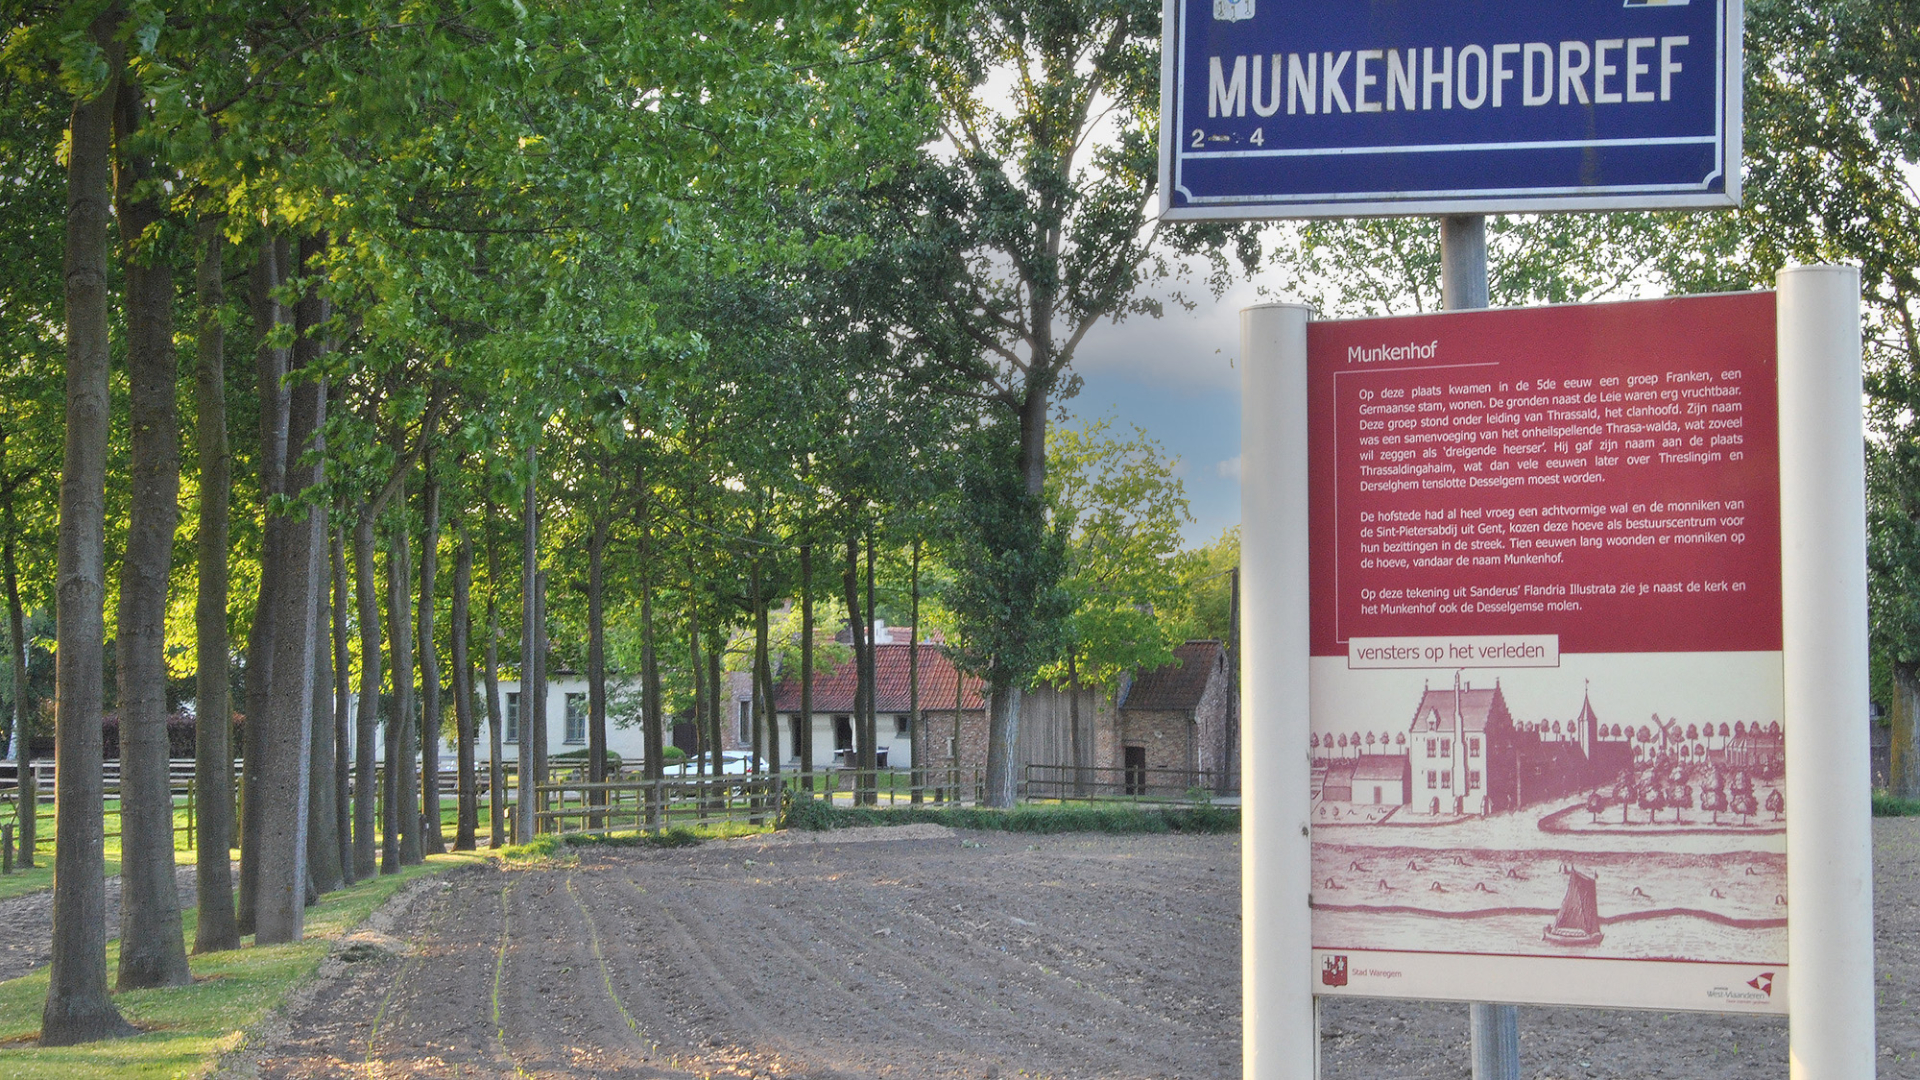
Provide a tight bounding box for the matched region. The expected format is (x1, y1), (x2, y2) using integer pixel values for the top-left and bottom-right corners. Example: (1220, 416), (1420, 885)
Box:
(419, 462), (445, 855)
(5, 513), (33, 866)
(352, 513), (382, 878)
(99, 65), (177, 987)
(517, 448), (537, 843)
(453, 525), (479, 849)
(237, 232), (290, 939)
(305, 556), (342, 897)
(251, 234), (330, 945)
(331, 526), (354, 881)
(484, 519), (506, 848)
(386, 511), (418, 870)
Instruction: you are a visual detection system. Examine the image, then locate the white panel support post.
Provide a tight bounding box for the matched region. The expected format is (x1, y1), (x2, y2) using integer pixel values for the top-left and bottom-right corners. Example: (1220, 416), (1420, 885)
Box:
(1777, 265), (1875, 1080)
(1241, 303), (1317, 1080)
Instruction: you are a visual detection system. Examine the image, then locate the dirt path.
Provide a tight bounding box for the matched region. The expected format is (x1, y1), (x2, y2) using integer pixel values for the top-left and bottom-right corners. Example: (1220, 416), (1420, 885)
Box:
(247, 820), (1920, 1079)
(0, 864), (197, 983)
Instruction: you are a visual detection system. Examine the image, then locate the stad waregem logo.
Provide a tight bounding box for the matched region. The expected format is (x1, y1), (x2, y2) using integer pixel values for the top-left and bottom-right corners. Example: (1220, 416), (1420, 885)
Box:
(1321, 955), (1349, 987)
(1213, 0), (1255, 22)
(1746, 972), (1775, 997)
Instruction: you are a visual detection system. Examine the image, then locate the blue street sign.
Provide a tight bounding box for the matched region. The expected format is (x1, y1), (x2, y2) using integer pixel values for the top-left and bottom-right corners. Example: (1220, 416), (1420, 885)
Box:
(1158, 0), (1740, 218)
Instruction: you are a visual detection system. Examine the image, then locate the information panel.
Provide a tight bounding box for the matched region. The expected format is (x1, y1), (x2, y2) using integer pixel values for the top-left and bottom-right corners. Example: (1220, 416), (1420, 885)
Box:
(1159, 0), (1741, 218)
(1306, 293), (1787, 1013)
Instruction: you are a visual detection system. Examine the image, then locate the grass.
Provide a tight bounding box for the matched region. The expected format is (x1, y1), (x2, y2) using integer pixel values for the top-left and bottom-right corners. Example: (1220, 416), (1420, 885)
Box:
(0, 850), (482, 1080)
(781, 797), (1240, 834)
(1874, 790), (1920, 817)
(499, 819), (774, 863)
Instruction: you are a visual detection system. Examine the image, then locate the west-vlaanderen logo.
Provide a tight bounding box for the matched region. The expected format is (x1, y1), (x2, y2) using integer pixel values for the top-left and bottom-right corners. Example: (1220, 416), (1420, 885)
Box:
(1213, 0), (1255, 22)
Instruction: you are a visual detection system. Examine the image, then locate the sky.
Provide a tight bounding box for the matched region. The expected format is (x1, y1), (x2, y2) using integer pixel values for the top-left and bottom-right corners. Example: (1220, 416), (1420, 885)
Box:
(1058, 273), (1269, 549)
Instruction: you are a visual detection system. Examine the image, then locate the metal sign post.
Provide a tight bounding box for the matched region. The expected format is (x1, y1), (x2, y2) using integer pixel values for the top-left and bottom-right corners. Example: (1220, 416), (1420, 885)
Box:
(1440, 217), (1518, 1080)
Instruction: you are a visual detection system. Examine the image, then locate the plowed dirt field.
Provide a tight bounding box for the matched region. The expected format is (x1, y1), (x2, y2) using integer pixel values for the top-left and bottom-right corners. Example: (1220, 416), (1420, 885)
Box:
(234, 820), (1920, 1080)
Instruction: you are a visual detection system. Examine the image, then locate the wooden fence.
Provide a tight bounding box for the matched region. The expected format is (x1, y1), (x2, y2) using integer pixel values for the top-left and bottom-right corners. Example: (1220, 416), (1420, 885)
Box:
(1022, 763), (1234, 803)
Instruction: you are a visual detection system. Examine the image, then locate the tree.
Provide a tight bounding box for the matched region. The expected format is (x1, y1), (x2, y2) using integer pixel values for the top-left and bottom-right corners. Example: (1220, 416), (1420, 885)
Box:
(109, 57), (192, 989)
(1766, 788), (1785, 821)
(40, 0), (137, 1044)
(863, 0), (1258, 805)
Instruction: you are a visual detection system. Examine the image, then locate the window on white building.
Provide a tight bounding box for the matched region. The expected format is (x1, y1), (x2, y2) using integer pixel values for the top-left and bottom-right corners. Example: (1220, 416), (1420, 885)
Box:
(1426, 770), (1438, 789)
(1467, 770), (1481, 792)
(1440, 738), (1452, 756)
(505, 692), (520, 743)
(1425, 738), (1436, 757)
(1440, 770), (1452, 789)
(1468, 737), (1480, 758)
(895, 715), (910, 737)
(564, 693), (586, 745)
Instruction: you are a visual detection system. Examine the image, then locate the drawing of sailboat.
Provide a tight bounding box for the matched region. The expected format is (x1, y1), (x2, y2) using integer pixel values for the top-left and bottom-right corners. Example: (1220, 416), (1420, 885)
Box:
(1542, 868), (1605, 947)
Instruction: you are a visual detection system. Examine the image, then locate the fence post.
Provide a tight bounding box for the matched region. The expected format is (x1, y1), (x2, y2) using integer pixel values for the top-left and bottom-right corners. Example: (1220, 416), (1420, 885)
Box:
(3, 822), (12, 874)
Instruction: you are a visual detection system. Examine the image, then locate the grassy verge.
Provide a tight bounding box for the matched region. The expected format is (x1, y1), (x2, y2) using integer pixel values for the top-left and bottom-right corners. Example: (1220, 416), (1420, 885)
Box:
(781, 798), (1240, 834)
(0, 850), (483, 1080)
(499, 819), (774, 863)
(1874, 790), (1920, 817)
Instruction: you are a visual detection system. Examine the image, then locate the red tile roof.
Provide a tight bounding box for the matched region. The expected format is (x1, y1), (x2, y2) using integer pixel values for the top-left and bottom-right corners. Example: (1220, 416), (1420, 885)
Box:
(1408, 680), (1513, 734)
(1121, 640), (1225, 712)
(772, 642), (986, 714)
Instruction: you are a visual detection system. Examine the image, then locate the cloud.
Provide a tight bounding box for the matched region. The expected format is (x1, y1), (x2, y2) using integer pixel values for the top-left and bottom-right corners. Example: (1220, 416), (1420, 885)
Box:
(1069, 275), (1267, 394)
(1215, 456), (1243, 479)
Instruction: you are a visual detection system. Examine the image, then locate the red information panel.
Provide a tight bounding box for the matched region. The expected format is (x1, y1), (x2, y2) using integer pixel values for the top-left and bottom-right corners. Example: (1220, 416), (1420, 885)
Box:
(1305, 294), (1788, 1014)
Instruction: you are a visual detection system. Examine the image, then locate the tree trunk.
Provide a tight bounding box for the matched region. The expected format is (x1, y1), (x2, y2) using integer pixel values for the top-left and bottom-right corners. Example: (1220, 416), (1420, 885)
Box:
(517, 447), (536, 843)
(452, 524), (477, 850)
(305, 549), (341, 896)
(689, 594), (704, 782)
(352, 511), (381, 878)
(799, 542), (814, 791)
(5, 520), (34, 867)
(863, 536), (879, 803)
(1067, 647), (1082, 797)
(42, 10), (137, 1038)
(951, 638), (965, 801)
(1892, 661), (1920, 799)
(111, 73), (191, 991)
(237, 232), (289, 938)
(331, 525), (353, 883)
(709, 647), (724, 777)
(1221, 566), (1239, 797)
(418, 464), (444, 854)
(984, 680), (1022, 808)
(483, 519), (505, 848)
(251, 234), (329, 945)
(191, 215), (238, 953)
(388, 515), (420, 866)
(587, 515), (607, 827)
(532, 570), (548, 806)
(841, 534), (868, 802)
(909, 540), (921, 803)
(755, 561), (777, 777)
